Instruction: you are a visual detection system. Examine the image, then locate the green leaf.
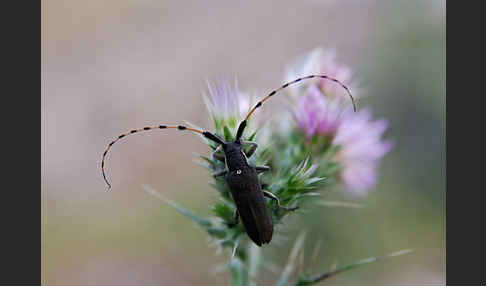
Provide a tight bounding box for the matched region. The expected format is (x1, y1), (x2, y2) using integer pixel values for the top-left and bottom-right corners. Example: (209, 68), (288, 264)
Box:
(224, 125), (234, 141)
(247, 130), (258, 142)
(213, 116), (220, 130)
(212, 202), (235, 223)
(228, 117), (237, 129)
(199, 155), (215, 167)
(293, 249), (414, 286)
(316, 200), (364, 209)
(206, 227), (228, 239)
(304, 177), (326, 186)
(142, 185), (212, 228)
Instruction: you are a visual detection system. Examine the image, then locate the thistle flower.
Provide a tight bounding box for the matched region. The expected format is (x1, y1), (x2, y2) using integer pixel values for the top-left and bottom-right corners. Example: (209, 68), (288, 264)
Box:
(292, 85), (352, 138)
(285, 47), (356, 102)
(287, 48), (391, 194)
(332, 109), (393, 194)
(204, 80), (254, 131)
(292, 90), (391, 193)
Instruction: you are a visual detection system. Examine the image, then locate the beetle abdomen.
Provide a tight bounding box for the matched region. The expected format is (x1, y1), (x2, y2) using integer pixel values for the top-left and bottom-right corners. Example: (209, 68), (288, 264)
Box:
(234, 190), (273, 246)
(226, 168), (273, 246)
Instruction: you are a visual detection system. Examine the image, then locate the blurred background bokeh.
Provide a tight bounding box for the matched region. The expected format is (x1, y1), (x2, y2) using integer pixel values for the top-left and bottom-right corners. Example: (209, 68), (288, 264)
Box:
(42, 0), (445, 285)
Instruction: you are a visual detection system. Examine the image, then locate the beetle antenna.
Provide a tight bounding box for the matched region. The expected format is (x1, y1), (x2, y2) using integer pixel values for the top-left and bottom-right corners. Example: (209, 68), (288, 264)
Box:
(235, 74), (356, 141)
(101, 125), (224, 189)
(246, 74), (356, 121)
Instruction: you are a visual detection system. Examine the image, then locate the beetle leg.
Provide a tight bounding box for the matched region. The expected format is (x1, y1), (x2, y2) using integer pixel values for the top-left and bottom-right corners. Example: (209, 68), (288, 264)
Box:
(255, 165), (270, 174)
(227, 210), (240, 228)
(241, 141), (258, 158)
(212, 145), (225, 163)
(212, 169), (228, 177)
(263, 190), (299, 211)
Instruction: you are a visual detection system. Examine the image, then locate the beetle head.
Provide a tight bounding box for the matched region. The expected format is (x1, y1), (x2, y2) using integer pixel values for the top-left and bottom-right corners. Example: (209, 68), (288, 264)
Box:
(222, 141), (242, 153)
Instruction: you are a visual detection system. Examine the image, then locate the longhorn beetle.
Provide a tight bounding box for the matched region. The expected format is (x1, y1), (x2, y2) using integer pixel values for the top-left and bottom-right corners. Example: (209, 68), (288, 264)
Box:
(101, 75), (356, 246)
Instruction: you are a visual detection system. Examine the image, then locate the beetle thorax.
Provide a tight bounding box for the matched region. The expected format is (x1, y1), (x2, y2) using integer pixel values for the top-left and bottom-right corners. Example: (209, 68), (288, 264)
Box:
(223, 142), (249, 171)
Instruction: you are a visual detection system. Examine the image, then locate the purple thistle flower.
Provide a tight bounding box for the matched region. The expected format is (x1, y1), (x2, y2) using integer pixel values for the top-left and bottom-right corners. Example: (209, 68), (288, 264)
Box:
(292, 85), (352, 138)
(285, 48), (357, 102)
(294, 93), (392, 193)
(203, 79), (262, 139)
(332, 109), (393, 194)
(204, 80), (251, 122)
(288, 47), (391, 194)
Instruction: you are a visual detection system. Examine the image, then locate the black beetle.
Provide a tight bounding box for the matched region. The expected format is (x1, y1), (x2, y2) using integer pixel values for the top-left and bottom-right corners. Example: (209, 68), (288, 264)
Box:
(101, 74), (356, 246)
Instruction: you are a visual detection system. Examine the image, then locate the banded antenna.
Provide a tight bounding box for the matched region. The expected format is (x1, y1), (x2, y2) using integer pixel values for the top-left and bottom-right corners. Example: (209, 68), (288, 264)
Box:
(236, 74), (356, 141)
(101, 125), (224, 189)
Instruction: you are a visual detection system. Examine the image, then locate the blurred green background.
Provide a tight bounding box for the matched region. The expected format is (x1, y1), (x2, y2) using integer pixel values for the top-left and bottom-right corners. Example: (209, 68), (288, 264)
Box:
(42, 0), (445, 285)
